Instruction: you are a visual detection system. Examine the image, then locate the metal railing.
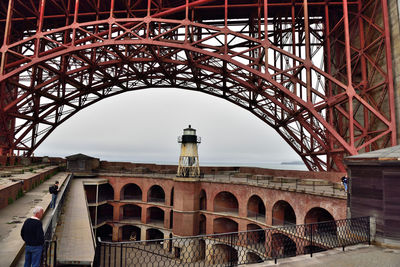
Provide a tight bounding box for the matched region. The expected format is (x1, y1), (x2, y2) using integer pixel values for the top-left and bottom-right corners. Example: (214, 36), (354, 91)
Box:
(41, 240), (57, 267)
(41, 173), (73, 266)
(94, 216), (370, 266)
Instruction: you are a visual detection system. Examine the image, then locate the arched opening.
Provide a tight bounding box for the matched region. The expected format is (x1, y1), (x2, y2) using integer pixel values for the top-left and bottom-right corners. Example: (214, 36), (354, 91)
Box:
(147, 228), (164, 242)
(98, 183), (114, 202)
(271, 233), (297, 258)
(148, 185), (165, 204)
(247, 252), (263, 264)
(121, 183), (142, 201)
(199, 214), (206, 235)
(213, 191), (239, 215)
(305, 207), (336, 236)
(198, 239), (206, 260)
(210, 244), (238, 265)
(247, 195), (266, 222)
(213, 218), (238, 234)
(246, 224), (265, 246)
(272, 200), (296, 226)
(170, 187), (174, 206)
(97, 203), (113, 225)
(96, 224), (113, 241)
(120, 204), (141, 221)
(121, 225), (141, 241)
(200, 189), (207, 210)
(147, 207), (164, 227)
(84, 185), (97, 203)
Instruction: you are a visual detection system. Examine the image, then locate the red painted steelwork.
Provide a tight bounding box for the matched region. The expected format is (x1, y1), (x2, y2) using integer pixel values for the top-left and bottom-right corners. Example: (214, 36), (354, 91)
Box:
(0, 0), (396, 171)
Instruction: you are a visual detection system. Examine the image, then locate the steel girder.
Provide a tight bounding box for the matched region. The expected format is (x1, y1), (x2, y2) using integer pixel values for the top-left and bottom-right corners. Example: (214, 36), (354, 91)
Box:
(0, 0), (396, 171)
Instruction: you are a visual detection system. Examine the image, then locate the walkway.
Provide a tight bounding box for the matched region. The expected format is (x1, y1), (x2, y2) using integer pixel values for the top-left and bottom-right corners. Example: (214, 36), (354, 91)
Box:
(245, 244), (400, 267)
(55, 178), (95, 265)
(0, 168), (68, 267)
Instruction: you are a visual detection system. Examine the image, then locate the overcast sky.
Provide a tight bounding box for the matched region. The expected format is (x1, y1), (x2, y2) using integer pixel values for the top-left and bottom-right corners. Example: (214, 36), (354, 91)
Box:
(35, 88), (306, 170)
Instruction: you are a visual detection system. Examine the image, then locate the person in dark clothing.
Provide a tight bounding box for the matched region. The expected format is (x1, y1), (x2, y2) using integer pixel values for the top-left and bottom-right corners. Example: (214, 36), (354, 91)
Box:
(50, 181), (59, 209)
(21, 206), (44, 267)
(341, 176), (348, 192)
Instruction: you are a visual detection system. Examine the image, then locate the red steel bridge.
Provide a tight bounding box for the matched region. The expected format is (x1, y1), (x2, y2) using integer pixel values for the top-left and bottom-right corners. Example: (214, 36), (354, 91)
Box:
(0, 0), (396, 172)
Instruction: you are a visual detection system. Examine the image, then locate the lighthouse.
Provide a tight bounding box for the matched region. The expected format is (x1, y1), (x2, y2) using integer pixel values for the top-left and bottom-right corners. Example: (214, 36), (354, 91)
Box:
(177, 125), (201, 177)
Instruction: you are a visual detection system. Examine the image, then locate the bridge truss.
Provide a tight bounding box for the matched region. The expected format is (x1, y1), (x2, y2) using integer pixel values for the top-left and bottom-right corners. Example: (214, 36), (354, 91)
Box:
(0, 0), (396, 171)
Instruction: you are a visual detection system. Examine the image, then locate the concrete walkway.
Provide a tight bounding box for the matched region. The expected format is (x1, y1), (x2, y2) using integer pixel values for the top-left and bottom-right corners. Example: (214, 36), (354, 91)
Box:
(55, 178), (95, 265)
(245, 244), (400, 267)
(0, 169), (68, 267)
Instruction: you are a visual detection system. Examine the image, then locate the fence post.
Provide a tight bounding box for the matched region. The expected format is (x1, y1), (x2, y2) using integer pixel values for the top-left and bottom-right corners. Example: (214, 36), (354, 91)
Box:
(120, 243), (123, 267)
(310, 224), (313, 257)
(368, 217), (371, 246)
(229, 233), (234, 267)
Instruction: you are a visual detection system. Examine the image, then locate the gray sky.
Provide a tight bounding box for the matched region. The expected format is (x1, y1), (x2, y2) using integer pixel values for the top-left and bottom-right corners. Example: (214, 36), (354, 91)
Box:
(35, 88), (305, 169)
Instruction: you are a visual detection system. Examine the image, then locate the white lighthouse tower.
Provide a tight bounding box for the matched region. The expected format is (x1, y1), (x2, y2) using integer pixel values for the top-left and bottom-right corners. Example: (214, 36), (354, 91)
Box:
(177, 125), (201, 177)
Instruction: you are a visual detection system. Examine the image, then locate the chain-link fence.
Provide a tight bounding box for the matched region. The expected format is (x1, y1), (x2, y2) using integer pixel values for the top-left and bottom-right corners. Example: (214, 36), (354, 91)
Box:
(94, 216), (370, 266)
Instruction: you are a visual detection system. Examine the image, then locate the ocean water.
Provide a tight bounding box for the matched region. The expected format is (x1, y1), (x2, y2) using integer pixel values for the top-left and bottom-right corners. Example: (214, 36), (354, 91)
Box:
(145, 160), (308, 171)
(201, 161), (308, 171)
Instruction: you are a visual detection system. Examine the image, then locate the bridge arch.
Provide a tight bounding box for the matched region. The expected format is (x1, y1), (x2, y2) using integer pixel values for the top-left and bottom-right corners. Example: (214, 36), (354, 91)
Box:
(1, 1), (395, 172)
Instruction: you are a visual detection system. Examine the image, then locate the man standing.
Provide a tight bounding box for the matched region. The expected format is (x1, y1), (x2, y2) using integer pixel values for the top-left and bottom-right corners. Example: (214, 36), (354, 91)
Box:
(50, 181), (59, 209)
(21, 206), (44, 267)
(341, 176), (349, 192)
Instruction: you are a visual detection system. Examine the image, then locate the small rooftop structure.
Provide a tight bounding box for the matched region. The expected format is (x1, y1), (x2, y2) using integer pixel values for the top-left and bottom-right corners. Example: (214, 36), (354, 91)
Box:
(66, 153), (100, 173)
(345, 145), (400, 248)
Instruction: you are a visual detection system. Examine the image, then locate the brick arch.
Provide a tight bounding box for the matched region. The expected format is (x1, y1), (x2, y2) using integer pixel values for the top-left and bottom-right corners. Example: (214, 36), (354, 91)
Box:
(271, 200), (296, 226)
(295, 198), (346, 225)
(119, 225), (141, 241)
(246, 223), (265, 246)
(96, 223), (113, 242)
(147, 185), (166, 204)
(199, 189), (207, 211)
(247, 194), (266, 222)
(146, 206), (165, 226)
(271, 233), (297, 258)
(120, 203), (142, 221)
(107, 177), (146, 201)
(304, 207), (335, 224)
(213, 217), (239, 234)
(120, 183), (143, 201)
(199, 213), (207, 235)
(213, 191), (239, 215)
